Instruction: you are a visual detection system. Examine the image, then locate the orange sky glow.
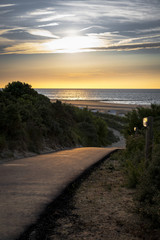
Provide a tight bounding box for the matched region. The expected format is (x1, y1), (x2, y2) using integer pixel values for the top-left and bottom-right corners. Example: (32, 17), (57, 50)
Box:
(0, 52), (160, 89)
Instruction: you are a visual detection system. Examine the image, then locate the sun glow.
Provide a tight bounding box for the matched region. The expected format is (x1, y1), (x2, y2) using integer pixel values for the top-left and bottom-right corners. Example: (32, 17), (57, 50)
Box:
(43, 35), (103, 53)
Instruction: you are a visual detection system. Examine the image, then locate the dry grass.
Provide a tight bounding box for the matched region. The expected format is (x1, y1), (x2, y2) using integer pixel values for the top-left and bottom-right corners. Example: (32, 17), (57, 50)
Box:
(22, 156), (160, 240)
(48, 158), (159, 240)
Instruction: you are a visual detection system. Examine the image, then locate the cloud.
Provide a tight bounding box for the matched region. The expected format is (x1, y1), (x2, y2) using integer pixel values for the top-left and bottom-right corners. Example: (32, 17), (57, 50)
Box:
(2, 34), (160, 55)
(0, 36), (14, 45)
(0, 29), (10, 35)
(4, 42), (47, 54)
(79, 26), (106, 32)
(0, 9), (14, 15)
(125, 27), (160, 35)
(135, 27), (160, 34)
(0, 28), (59, 41)
(38, 23), (59, 28)
(37, 14), (75, 22)
(29, 8), (55, 16)
(87, 32), (160, 47)
(0, 4), (16, 8)
(0, 0), (160, 54)
(117, 35), (160, 45)
(27, 29), (59, 38)
(55, 0), (160, 22)
(91, 42), (160, 52)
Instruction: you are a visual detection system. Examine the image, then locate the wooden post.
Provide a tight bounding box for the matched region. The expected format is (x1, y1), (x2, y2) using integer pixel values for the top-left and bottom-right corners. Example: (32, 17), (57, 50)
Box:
(134, 127), (138, 136)
(145, 116), (153, 164)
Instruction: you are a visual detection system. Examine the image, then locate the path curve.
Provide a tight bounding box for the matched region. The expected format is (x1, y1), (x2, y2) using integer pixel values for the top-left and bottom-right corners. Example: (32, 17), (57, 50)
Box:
(108, 128), (126, 148)
(0, 147), (117, 240)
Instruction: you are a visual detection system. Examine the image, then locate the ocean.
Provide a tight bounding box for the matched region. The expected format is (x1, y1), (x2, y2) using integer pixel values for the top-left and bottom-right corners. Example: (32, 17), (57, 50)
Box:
(36, 89), (160, 106)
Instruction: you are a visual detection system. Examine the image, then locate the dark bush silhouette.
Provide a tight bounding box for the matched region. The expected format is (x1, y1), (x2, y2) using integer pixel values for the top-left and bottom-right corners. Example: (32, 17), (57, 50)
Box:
(0, 81), (116, 157)
(3, 81), (37, 98)
(123, 105), (160, 224)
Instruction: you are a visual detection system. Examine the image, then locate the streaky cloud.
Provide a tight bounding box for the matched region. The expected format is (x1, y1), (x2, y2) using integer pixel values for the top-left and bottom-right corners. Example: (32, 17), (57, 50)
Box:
(79, 26), (106, 32)
(0, 27), (59, 41)
(29, 8), (55, 16)
(37, 14), (75, 22)
(27, 29), (59, 38)
(91, 42), (160, 51)
(0, 10), (13, 15)
(38, 23), (59, 28)
(0, 4), (16, 8)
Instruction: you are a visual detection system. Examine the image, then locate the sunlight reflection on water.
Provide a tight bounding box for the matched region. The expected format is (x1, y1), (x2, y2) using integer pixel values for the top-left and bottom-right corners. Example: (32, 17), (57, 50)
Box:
(36, 89), (160, 105)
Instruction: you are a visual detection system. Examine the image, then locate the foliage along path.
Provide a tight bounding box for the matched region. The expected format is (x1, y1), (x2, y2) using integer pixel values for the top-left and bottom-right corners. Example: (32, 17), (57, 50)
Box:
(0, 147), (119, 240)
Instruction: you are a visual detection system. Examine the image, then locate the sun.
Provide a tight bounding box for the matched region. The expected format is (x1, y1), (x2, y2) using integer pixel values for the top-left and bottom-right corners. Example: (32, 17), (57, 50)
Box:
(43, 35), (103, 53)
(56, 36), (85, 53)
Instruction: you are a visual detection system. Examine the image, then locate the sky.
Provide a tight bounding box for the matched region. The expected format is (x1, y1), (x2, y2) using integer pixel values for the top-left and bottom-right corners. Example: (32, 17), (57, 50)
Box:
(0, 0), (160, 88)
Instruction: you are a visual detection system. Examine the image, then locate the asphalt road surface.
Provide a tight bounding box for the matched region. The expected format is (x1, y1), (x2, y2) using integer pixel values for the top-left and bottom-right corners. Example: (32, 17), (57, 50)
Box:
(0, 147), (117, 240)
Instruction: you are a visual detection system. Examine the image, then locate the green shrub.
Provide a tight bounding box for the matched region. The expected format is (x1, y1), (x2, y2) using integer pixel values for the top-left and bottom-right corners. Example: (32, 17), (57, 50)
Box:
(123, 105), (160, 225)
(3, 81), (37, 98)
(136, 145), (160, 225)
(96, 112), (126, 132)
(0, 81), (118, 157)
(125, 156), (145, 188)
(95, 117), (108, 145)
(122, 134), (145, 188)
(0, 135), (6, 150)
(77, 121), (98, 146)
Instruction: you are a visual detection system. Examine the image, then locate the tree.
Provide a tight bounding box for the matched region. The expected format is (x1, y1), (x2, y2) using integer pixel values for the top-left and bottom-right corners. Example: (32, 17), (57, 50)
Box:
(3, 81), (37, 98)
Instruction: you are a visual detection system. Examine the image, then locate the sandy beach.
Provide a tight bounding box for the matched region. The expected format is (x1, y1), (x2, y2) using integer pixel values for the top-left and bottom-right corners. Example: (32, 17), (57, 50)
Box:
(51, 100), (147, 115)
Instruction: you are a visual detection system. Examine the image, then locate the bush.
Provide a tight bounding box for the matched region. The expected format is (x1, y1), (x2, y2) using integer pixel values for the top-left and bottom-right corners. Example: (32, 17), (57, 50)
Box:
(96, 112), (126, 132)
(123, 105), (160, 225)
(3, 81), (37, 97)
(0, 135), (6, 150)
(77, 121), (98, 146)
(123, 134), (145, 188)
(136, 144), (160, 225)
(0, 81), (118, 157)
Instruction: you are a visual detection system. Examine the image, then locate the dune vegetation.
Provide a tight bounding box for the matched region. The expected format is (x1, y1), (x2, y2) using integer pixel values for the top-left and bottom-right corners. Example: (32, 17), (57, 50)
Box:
(0, 81), (117, 159)
(119, 104), (160, 226)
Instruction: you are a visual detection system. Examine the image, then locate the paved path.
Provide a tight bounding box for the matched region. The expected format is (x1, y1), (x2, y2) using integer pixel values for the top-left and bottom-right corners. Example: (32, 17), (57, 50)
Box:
(0, 147), (117, 240)
(108, 128), (126, 148)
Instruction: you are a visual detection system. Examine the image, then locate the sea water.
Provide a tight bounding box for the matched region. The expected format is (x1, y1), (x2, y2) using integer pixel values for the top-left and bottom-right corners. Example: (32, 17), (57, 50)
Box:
(36, 89), (160, 105)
